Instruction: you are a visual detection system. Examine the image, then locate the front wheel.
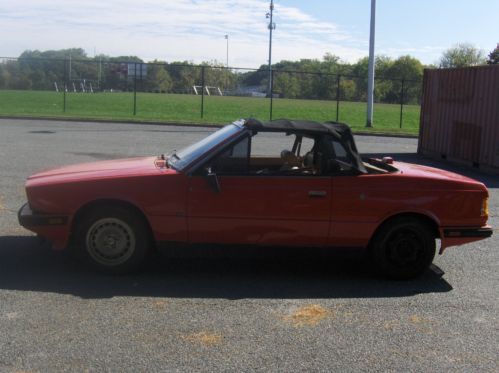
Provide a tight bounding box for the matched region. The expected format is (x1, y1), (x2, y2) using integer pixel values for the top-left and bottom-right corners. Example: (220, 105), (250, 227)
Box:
(75, 206), (151, 274)
(370, 217), (436, 280)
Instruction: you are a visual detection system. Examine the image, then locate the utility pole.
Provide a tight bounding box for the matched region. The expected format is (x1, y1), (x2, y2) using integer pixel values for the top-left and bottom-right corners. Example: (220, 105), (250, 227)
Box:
(267, 0), (276, 97)
(225, 34), (229, 92)
(366, 0), (376, 127)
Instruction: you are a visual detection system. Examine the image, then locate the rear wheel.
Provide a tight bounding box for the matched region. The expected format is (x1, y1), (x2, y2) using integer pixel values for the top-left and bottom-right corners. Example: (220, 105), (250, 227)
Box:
(75, 205), (151, 274)
(370, 217), (436, 280)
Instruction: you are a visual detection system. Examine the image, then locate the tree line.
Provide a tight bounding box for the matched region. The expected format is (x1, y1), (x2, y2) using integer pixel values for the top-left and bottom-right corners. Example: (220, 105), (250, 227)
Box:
(0, 44), (497, 105)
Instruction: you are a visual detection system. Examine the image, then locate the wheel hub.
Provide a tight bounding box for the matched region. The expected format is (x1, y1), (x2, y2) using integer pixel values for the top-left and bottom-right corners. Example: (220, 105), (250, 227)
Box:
(103, 234), (120, 250)
(86, 218), (136, 266)
(388, 230), (422, 266)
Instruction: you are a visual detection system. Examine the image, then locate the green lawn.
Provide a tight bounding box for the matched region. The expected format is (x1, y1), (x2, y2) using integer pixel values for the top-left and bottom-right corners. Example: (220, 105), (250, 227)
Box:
(0, 90), (420, 135)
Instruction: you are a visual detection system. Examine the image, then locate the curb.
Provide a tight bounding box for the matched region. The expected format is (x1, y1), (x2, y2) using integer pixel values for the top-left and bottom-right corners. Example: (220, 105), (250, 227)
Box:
(352, 131), (418, 139)
(0, 115), (418, 138)
(0, 115), (225, 129)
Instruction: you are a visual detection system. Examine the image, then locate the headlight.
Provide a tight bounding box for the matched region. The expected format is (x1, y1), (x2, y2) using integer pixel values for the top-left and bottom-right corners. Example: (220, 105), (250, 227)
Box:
(481, 197), (489, 218)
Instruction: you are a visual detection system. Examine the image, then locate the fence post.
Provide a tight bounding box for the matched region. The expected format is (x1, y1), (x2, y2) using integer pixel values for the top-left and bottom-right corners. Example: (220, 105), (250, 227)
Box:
(201, 66), (205, 119)
(270, 69), (274, 121)
(133, 63), (137, 116)
(63, 58), (67, 113)
(399, 79), (405, 129)
(336, 74), (341, 122)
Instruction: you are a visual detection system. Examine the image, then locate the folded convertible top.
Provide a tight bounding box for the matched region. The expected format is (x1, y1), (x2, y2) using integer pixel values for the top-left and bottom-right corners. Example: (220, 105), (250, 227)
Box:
(244, 118), (350, 137)
(243, 118), (364, 172)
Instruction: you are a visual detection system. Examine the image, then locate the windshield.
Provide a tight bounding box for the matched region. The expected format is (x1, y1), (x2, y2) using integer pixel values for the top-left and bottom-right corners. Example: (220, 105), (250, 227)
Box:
(168, 122), (243, 171)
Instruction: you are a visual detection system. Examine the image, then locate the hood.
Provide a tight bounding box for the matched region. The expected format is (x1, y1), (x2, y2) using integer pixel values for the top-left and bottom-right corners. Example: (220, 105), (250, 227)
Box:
(27, 156), (175, 185)
(394, 161), (486, 190)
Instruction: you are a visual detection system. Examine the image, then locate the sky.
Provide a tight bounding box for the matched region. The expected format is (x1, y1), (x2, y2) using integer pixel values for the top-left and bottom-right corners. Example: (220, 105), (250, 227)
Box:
(0, 0), (497, 68)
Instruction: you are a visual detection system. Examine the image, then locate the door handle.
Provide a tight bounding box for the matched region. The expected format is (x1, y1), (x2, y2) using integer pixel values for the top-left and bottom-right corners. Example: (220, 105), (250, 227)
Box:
(308, 190), (327, 197)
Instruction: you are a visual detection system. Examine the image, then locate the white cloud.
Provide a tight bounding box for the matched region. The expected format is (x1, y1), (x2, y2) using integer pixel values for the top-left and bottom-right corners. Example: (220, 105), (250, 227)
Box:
(0, 0), (367, 67)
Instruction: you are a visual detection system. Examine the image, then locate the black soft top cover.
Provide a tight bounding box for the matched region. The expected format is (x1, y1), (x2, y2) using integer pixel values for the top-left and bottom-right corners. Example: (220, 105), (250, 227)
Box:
(244, 118), (366, 173)
(245, 117), (347, 134)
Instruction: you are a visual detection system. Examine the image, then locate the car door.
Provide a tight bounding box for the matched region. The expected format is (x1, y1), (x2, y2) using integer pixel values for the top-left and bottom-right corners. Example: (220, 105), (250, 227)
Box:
(186, 134), (332, 247)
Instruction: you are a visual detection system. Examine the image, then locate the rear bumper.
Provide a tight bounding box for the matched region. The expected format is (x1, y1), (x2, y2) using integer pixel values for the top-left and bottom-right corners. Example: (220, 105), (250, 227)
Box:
(18, 203), (70, 250)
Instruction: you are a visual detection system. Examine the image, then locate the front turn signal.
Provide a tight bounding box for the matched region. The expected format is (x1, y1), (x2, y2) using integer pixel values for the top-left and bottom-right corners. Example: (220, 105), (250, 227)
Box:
(481, 197), (489, 218)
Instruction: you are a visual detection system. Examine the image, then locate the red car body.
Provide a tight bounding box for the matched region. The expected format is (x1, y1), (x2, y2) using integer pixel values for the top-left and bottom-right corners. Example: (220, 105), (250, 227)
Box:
(19, 119), (492, 277)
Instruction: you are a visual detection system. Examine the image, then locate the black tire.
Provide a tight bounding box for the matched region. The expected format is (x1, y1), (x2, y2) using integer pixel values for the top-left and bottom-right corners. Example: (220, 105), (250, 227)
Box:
(370, 217), (436, 280)
(74, 205), (151, 274)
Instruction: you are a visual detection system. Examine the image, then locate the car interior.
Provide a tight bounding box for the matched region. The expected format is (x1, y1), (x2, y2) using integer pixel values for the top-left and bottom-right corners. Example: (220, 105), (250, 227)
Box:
(197, 131), (362, 177)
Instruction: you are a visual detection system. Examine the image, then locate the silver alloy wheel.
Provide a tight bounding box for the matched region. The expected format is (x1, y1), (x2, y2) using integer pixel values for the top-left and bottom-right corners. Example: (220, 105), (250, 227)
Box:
(85, 217), (136, 266)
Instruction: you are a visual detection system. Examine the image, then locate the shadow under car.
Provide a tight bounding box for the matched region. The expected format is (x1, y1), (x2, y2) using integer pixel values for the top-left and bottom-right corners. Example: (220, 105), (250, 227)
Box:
(0, 236), (453, 300)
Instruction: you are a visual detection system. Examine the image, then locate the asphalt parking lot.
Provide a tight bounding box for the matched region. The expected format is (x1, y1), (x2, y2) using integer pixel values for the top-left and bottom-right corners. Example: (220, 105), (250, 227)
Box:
(0, 118), (498, 372)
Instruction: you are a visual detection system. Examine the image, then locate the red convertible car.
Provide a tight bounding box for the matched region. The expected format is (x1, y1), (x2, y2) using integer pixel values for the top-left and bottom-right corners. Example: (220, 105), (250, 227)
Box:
(19, 119), (492, 278)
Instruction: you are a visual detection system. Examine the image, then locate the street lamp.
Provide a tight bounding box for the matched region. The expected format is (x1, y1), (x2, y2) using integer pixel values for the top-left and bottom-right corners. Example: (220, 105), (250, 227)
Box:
(366, 0), (376, 127)
(267, 0), (276, 97)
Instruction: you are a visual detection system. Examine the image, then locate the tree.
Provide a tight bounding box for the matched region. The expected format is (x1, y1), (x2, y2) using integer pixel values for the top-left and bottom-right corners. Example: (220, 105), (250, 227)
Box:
(108, 56), (143, 63)
(153, 68), (171, 93)
(487, 44), (499, 65)
(167, 62), (201, 94)
(321, 53), (340, 74)
(439, 43), (486, 68)
(0, 64), (6, 88)
(350, 55), (394, 102)
(144, 62), (172, 93)
(273, 72), (300, 98)
(384, 56), (424, 103)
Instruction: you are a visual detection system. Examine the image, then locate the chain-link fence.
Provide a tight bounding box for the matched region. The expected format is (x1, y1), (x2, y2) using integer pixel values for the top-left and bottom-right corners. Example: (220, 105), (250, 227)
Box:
(0, 57), (422, 131)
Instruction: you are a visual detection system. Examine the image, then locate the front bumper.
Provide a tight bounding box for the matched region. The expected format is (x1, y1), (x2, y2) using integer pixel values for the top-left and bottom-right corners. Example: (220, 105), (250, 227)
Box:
(18, 203), (71, 250)
(443, 227), (493, 239)
(18, 203), (68, 228)
(439, 225), (493, 254)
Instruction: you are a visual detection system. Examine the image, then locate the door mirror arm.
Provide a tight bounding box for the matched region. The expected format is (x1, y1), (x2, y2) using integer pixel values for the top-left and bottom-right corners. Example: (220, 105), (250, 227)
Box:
(206, 172), (221, 193)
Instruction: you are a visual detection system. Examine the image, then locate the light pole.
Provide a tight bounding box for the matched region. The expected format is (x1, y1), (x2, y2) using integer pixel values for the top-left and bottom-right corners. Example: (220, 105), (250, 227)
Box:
(225, 34), (229, 68)
(267, 0), (276, 97)
(366, 0), (376, 127)
(225, 34), (229, 92)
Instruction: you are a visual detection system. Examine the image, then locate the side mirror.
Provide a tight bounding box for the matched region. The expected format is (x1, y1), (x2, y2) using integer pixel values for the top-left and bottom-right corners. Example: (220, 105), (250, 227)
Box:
(206, 172), (221, 193)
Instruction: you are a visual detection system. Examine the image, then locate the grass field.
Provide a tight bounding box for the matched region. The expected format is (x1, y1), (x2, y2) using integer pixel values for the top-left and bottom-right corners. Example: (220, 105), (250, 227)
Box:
(0, 90), (420, 135)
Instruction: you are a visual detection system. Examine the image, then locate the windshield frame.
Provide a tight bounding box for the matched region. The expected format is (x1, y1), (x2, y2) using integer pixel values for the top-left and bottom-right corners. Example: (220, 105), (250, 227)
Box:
(168, 120), (246, 172)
